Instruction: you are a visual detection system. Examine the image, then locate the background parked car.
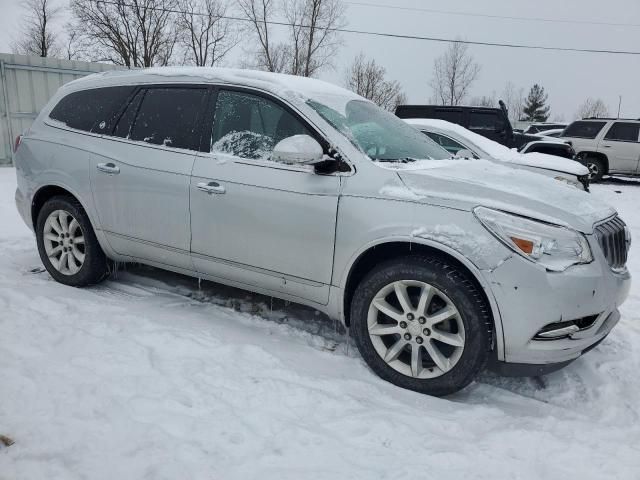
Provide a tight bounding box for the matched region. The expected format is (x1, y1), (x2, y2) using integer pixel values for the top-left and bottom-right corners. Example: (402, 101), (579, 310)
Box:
(519, 139), (576, 159)
(404, 118), (590, 191)
(561, 118), (640, 181)
(534, 128), (565, 138)
(524, 123), (568, 134)
(396, 101), (542, 150)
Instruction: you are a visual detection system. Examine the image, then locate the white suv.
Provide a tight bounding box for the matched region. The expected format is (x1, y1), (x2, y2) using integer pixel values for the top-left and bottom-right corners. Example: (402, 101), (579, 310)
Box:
(562, 119), (640, 181)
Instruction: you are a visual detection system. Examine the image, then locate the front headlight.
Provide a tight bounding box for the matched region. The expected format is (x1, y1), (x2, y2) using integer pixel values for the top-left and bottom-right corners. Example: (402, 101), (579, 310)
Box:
(474, 207), (593, 272)
(554, 176), (581, 189)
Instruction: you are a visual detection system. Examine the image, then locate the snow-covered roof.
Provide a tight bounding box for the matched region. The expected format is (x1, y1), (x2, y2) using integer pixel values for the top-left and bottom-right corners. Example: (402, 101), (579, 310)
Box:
(63, 67), (362, 109)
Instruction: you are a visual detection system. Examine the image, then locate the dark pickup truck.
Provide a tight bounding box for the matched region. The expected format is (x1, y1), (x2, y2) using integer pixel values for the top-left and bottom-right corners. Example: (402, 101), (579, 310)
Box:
(396, 101), (542, 150)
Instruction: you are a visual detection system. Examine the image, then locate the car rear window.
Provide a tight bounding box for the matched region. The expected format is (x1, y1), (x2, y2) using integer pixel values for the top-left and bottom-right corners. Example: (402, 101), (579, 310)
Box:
(49, 86), (134, 132)
(563, 121), (607, 139)
(604, 122), (640, 142)
(128, 87), (207, 150)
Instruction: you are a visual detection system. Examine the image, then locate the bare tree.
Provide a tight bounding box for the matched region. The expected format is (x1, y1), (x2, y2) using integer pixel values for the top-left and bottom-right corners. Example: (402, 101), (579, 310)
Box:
(176, 0), (238, 66)
(70, 0), (178, 67)
(284, 0), (345, 77)
(576, 98), (610, 119)
(12, 0), (62, 58)
(501, 81), (526, 122)
(239, 0), (345, 77)
(344, 53), (406, 111)
(430, 41), (480, 106)
(470, 93), (496, 108)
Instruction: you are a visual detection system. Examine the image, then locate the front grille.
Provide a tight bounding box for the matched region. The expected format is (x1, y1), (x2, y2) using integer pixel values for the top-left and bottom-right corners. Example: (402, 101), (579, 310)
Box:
(595, 216), (628, 271)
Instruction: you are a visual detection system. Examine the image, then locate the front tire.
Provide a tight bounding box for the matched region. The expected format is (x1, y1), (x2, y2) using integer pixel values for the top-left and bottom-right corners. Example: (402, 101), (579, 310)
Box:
(585, 156), (605, 182)
(350, 256), (492, 396)
(36, 196), (110, 286)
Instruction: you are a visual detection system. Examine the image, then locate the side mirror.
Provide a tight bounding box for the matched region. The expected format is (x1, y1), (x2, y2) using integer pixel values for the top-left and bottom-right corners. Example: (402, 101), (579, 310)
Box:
(272, 135), (324, 165)
(454, 149), (475, 159)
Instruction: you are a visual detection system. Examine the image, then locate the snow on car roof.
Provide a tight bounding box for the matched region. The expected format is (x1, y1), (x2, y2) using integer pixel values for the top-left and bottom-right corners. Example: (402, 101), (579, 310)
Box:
(63, 67), (363, 110)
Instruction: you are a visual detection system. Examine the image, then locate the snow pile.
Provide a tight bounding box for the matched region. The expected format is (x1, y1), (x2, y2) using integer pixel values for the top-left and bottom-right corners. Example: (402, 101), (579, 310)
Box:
(1, 167), (640, 479)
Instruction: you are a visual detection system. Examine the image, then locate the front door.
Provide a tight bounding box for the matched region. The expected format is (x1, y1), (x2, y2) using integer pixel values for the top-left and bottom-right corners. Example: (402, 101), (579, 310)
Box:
(190, 88), (340, 304)
(90, 86), (208, 270)
(599, 121), (640, 174)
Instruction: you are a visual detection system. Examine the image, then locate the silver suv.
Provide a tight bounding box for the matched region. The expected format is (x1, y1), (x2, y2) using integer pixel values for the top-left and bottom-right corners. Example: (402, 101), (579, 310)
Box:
(14, 68), (631, 396)
(562, 118), (640, 181)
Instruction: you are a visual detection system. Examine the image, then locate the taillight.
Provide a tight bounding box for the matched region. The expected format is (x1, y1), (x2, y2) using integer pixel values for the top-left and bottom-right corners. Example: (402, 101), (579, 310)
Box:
(14, 135), (22, 153)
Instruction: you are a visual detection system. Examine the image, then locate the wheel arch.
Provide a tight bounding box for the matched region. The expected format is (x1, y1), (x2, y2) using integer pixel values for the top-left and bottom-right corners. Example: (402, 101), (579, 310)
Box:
(578, 151), (609, 173)
(340, 238), (505, 359)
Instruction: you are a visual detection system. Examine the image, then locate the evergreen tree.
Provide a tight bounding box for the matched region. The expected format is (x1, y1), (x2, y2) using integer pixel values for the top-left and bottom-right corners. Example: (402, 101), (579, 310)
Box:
(522, 84), (550, 122)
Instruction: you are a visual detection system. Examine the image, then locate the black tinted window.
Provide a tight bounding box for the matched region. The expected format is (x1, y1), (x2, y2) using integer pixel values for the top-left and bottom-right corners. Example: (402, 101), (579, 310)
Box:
(525, 144), (574, 159)
(49, 86), (134, 132)
(604, 122), (640, 142)
(434, 109), (463, 124)
(563, 121), (606, 139)
(113, 90), (144, 139)
(129, 88), (207, 150)
(211, 90), (311, 160)
(470, 111), (504, 131)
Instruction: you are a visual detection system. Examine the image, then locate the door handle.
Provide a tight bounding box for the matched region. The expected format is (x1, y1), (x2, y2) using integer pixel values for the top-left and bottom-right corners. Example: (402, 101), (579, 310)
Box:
(197, 181), (226, 195)
(97, 162), (120, 174)
(602, 145), (612, 148)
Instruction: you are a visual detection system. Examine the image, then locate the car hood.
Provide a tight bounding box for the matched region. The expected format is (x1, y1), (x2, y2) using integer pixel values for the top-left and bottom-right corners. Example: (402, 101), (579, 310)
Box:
(501, 152), (589, 176)
(389, 159), (614, 233)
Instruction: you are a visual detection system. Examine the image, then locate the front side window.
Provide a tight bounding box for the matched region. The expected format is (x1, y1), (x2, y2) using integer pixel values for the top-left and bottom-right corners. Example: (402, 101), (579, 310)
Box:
(211, 90), (311, 161)
(563, 121), (607, 139)
(129, 87), (207, 150)
(604, 122), (640, 142)
(424, 132), (468, 155)
(308, 99), (450, 162)
(49, 86), (134, 132)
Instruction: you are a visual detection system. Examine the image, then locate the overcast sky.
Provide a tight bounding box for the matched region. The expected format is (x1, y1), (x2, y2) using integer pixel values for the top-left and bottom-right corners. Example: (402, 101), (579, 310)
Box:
(1, 0), (638, 120)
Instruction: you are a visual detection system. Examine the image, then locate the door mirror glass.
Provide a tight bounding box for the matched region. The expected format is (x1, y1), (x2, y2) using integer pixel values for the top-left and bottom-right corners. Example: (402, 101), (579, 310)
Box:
(272, 135), (324, 165)
(454, 149), (475, 159)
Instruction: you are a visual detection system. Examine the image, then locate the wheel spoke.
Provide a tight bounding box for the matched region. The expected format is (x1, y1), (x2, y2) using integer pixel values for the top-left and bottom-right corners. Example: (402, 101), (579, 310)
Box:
(49, 217), (63, 234)
(416, 285), (433, 315)
(74, 236), (85, 245)
(57, 252), (67, 272)
(372, 298), (404, 322)
(369, 324), (399, 336)
(394, 282), (413, 314)
(384, 339), (407, 363)
(68, 219), (80, 235)
(45, 233), (60, 242)
(424, 340), (450, 372)
(46, 245), (63, 257)
(410, 344), (423, 377)
(71, 246), (85, 263)
(427, 306), (456, 326)
(58, 211), (69, 233)
(431, 329), (464, 347)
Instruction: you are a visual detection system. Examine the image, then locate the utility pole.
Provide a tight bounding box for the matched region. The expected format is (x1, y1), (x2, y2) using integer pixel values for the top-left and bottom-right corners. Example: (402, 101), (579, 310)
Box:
(617, 95), (622, 118)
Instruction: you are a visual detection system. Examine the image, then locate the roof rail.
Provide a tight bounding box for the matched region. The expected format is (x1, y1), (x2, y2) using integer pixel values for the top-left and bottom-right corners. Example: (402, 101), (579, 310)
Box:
(583, 117), (640, 121)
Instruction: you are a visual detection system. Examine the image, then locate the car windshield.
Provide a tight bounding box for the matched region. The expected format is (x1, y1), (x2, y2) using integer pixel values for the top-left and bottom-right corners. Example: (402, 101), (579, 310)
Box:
(306, 98), (450, 162)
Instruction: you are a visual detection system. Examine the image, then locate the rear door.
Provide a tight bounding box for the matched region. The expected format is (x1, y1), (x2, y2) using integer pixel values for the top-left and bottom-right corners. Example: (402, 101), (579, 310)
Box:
(189, 87), (341, 304)
(598, 122), (640, 174)
(90, 85), (208, 270)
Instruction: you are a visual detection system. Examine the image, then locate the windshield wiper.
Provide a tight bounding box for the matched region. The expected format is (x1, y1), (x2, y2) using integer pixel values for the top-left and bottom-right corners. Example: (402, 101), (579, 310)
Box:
(376, 157), (420, 164)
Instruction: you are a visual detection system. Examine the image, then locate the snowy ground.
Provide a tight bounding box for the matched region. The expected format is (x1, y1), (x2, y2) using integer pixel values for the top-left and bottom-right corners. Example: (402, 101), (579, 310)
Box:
(1, 166), (640, 480)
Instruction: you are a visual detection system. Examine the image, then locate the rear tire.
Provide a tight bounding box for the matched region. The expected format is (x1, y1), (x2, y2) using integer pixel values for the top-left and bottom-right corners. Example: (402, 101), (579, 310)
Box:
(36, 196), (110, 287)
(350, 256), (492, 397)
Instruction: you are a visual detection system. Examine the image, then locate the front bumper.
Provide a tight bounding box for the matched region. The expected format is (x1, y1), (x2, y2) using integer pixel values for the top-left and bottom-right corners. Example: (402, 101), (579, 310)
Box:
(482, 235), (630, 367)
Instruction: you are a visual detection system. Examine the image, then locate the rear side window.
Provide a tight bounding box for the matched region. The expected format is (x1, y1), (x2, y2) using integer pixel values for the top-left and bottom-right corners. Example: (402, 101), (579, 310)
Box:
(604, 122), (640, 142)
(433, 109), (463, 125)
(211, 90), (311, 161)
(563, 121), (606, 139)
(424, 132), (468, 155)
(49, 86), (134, 132)
(470, 111), (504, 131)
(129, 88), (207, 150)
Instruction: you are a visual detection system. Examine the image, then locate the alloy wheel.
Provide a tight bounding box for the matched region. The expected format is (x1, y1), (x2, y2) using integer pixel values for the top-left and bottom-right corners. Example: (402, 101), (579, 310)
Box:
(367, 280), (465, 379)
(43, 209), (86, 276)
